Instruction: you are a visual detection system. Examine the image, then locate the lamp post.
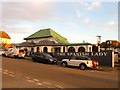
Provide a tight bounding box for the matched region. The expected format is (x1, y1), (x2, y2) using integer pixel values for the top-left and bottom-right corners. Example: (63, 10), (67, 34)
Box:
(96, 35), (101, 52)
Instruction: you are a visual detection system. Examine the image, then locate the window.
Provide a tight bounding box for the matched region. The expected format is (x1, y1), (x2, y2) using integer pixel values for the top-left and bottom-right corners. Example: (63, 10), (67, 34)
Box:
(68, 47), (75, 52)
(43, 47), (48, 52)
(78, 47), (85, 52)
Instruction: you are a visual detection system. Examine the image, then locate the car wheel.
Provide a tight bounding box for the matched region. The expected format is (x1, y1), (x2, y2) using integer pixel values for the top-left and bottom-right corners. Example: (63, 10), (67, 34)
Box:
(33, 59), (36, 62)
(61, 62), (67, 67)
(44, 60), (48, 64)
(80, 64), (86, 70)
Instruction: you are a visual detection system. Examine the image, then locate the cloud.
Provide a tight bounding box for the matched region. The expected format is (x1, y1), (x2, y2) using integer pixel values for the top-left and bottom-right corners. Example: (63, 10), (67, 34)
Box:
(103, 21), (118, 30)
(80, 0), (102, 11)
(68, 22), (79, 30)
(76, 9), (94, 25)
(76, 9), (83, 18)
(2, 2), (56, 24)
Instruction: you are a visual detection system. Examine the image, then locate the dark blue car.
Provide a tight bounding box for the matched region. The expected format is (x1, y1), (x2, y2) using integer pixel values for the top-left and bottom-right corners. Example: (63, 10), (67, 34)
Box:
(32, 52), (57, 64)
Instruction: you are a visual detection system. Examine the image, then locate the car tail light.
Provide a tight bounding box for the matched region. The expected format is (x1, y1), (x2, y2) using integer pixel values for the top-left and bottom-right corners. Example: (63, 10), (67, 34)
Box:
(92, 60), (99, 66)
(86, 61), (88, 64)
(19, 52), (24, 54)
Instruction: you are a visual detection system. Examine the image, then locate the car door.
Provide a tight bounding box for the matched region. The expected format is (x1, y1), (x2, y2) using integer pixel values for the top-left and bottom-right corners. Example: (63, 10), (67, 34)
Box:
(67, 57), (78, 66)
(37, 53), (44, 61)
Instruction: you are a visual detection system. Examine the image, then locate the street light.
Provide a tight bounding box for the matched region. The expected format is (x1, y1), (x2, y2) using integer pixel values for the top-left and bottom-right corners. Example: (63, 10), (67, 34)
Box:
(96, 35), (101, 52)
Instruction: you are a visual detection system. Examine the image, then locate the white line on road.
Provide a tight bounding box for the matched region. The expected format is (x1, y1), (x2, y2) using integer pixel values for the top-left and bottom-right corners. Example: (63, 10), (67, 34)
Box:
(33, 79), (39, 82)
(4, 70), (8, 72)
(26, 77), (31, 79)
(9, 74), (15, 77)
(56, 85), (64, 89)
(37, 83), (42, 86)
(9, 72), (15, 74)
(2, 69), (64, 88)
(3, 72), (9, 74)
(27, 79), (34, 83)
(43, 82), (52, 85)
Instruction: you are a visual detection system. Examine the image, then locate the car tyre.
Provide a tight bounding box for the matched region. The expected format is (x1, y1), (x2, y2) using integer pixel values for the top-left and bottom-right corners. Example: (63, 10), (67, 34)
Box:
(80, 64), (86, 70)
(61, 62), (67, 67)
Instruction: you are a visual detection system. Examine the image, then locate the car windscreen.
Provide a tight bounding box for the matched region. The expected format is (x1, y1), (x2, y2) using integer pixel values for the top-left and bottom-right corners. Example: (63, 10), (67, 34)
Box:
(19, 50), (24, 52)
(43, 53), (52, 58)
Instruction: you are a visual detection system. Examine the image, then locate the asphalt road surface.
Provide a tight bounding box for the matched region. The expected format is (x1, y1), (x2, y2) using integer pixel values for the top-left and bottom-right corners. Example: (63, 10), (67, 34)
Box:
(1, 56), (119, 89)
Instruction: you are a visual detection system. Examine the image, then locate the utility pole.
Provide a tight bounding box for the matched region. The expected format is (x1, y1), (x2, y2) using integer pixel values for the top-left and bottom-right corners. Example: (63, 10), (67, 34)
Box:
(96, 35), (101, 52)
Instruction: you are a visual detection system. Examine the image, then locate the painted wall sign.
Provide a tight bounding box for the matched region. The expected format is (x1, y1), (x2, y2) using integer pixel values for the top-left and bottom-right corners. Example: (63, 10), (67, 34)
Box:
(56, 52), (108, 57)
(53, 51), (114, 67)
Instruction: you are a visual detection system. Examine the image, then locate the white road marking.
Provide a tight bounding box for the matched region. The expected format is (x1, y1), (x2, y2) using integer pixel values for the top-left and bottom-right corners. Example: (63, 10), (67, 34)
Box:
(4, 70), (8, 72)
(9, 72), (15, 74)
(3, 72), (8, 74)
(33, 79), (39, 82)
(2, 69), (64, 88)
(9, 74), (15, 77)
(43, 82), (52, 85)
(27, 79), (34, 83)
(26, 77), (31, 79)
(56, 85), (64, 89)
(37, 83), (42, 86)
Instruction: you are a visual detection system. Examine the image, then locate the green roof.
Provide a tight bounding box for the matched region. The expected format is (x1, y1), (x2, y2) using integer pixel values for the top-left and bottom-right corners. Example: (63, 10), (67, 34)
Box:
(24, 28), (69, 44)
(67, 43), (92, 46)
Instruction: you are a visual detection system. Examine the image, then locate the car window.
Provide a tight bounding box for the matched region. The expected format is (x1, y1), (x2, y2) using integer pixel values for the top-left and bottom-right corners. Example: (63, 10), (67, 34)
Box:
(34, 53), (44, 57)
(70, 56), (76, 59)
(34, 52), (40, 56)
(19, 50), (24, 52)
(76, 57), (80, 60)
(80, 57), (91, 60)
(43, 53), (52, 58)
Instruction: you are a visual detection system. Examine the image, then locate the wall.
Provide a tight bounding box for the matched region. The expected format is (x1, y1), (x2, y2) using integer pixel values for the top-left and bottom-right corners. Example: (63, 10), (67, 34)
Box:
(67, 45), (92, 52)
(53, 50), (114, 67)
(0, 38), (10, 44)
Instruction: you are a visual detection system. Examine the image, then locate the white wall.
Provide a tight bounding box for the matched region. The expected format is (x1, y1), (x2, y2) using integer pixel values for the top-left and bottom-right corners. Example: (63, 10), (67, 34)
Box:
(67, 45), (92, 52)
(0, 38), (10, 44)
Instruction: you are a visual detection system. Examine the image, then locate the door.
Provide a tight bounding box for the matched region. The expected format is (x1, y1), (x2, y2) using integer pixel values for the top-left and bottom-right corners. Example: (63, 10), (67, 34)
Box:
(67, 57), (76, 66)
(68, 57), (80, 66)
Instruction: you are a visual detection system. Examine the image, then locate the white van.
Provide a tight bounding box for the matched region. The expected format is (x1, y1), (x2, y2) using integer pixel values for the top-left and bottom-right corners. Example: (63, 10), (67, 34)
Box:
(3, 48), (25, 58)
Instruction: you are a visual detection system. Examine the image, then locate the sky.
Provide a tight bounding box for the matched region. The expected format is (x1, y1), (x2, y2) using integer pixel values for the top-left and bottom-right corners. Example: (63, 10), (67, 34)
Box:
(0, 0), (119, 44)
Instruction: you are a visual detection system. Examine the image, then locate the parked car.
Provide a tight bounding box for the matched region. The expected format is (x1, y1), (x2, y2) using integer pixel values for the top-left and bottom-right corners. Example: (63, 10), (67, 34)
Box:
(61, 56), (99, 70)
(32, 52), (57, 64)
(0, 49), (5, 56)
(17, 50), (26, 58)
(2, 48), (25, 58)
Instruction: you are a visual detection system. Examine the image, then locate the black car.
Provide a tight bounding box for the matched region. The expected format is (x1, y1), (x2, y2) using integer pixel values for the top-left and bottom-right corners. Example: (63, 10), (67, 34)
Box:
(32, 52), (57, 64)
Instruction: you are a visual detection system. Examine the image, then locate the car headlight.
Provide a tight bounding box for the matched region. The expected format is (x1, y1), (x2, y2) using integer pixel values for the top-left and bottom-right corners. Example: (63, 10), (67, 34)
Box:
(50, 59), (53, 61)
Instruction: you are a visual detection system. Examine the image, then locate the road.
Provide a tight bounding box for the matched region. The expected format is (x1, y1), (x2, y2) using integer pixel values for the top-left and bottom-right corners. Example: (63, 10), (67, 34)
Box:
(1, 56), (119, 89)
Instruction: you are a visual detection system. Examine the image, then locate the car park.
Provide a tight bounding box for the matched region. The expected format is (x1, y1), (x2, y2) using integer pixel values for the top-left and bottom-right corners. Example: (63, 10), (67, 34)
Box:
(61, 56), (99, 70)
(32, 52), (57, 64)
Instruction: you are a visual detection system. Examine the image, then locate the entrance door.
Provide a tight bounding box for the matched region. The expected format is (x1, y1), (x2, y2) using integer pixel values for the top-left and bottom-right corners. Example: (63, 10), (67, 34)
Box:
(43, 47), (48, 52)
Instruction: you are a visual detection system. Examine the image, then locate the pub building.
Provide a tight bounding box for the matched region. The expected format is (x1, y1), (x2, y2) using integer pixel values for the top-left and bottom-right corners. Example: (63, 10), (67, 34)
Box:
(18, 28), (93, 55)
